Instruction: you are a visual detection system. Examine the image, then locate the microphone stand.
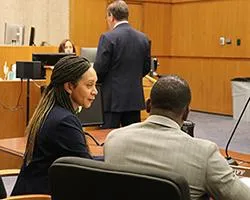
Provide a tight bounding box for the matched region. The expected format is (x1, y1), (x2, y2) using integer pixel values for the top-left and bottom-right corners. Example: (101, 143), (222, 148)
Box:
(225, 96), (250, 165)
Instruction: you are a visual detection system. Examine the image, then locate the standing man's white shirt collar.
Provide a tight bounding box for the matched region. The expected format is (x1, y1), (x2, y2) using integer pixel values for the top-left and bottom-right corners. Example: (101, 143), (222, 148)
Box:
(113, 20), (128, 29)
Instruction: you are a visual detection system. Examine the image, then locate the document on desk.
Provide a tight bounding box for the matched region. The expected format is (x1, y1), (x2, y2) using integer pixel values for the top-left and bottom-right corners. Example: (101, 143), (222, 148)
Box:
(230, 165), (250, 178)
(240, 177), (250, 187)
(230, 165), (250, 187)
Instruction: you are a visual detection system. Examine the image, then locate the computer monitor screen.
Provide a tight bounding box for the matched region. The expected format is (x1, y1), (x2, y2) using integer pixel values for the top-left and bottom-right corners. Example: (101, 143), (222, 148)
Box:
(77, 84), (104, 127)
(80, 47), (97, 63)
(4, 22), (25, 45)
(32, 53), (75, 66)
(32, 53), (75, 78)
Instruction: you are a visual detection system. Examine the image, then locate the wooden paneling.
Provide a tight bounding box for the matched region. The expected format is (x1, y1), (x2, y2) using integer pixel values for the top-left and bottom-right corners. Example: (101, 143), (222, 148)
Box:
(171, 1), (250, 58)
(69, 0), (250, 116)
(127, 2), (143, 31)
(164, 0), (250, 115)
(172, 0), (205, 3)
(0, 46), (56, 138)
(70, 0), (108, 48)
(0, 150), (23, 169)
(0, 80), (45, 139)
(165, 57), (250, 115)
(143, 3), (171, 56)
(70, 0), (171, 55)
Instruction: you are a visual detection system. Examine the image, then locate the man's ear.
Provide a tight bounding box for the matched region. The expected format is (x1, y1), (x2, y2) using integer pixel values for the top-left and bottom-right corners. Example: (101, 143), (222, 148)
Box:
(109, 13), (115, 22)
(182, 106), (190, 121)
(64, 82), (73, 94)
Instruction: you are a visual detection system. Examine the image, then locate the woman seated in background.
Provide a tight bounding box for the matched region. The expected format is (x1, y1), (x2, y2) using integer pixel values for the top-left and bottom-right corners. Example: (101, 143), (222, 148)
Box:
(11, 55), (98, 195)
(58, 39), (76, 54)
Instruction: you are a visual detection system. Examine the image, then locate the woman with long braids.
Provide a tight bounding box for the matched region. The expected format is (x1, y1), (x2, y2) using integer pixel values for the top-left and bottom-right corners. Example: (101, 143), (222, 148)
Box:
(11, 55), (98, 195)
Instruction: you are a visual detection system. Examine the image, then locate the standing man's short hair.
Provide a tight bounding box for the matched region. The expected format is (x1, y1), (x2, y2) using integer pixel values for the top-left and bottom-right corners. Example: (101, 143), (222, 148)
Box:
(107, 0), (129, 21)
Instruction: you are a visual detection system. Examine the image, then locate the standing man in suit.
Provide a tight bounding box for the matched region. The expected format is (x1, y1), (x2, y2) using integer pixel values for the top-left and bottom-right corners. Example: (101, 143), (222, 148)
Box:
(94, 0), (151, 128)
(104, 75), (250, 200)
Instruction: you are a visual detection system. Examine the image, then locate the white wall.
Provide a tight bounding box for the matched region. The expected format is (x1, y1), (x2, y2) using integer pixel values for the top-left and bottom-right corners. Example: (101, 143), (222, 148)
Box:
(0, 0), (69, 46)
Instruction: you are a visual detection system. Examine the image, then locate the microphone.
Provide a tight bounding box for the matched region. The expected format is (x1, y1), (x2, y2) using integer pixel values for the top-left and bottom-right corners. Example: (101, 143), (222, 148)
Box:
(149, 57), (160, 78)
(151, 71), (161, 78)
(225, 96), (250, 165)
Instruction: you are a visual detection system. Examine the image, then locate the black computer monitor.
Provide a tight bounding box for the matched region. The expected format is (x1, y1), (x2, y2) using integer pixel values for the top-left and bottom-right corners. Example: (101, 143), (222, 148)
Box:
(29, 27), (35, 46)
(77, 84), (104, 127)
(32, 53), (76, 78)
(16, 61), (42, 79)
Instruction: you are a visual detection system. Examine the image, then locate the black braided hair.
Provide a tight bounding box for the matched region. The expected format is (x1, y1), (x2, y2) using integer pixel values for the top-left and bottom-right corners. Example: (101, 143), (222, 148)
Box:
(24, 55), (91, 166)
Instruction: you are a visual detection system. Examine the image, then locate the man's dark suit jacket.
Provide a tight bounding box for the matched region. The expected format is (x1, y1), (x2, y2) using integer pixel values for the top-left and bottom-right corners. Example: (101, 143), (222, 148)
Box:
(94, 23), (151, 112)
(11, 105), (92, 195)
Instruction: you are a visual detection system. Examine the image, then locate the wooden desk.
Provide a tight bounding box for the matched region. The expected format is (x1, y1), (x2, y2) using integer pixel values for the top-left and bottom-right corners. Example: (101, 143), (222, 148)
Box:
(1, 127), (249, 176)
(0, 46), (57, 139)
(219, 150), (250, 168)
(0, 129), (112, 170)
(85, 129), (112, 156)
(0, 80), (46, 139)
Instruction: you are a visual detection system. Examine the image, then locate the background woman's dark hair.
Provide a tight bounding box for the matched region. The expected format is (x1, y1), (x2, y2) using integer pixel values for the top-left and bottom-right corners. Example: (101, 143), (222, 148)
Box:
(24, 55), (91, 166)
(58, 39), (76, 53)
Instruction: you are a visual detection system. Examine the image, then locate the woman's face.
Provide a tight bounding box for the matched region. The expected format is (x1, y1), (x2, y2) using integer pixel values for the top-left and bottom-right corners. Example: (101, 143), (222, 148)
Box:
(64, 41), (74, 53)
(67, 67), (98, 110)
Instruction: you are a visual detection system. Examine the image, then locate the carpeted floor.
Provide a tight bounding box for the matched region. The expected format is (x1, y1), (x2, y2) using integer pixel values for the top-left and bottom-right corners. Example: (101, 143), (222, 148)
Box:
(188, 111), (250, 154)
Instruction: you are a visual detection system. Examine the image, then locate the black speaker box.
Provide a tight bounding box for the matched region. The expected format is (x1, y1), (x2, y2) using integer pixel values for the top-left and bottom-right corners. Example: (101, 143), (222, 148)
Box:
(181, 120), (195, 137)
(16, 61), (44, 79)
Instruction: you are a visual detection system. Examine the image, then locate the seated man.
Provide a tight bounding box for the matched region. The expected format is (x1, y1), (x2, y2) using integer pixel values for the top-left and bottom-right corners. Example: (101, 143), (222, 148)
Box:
(104, 75), (250, 200)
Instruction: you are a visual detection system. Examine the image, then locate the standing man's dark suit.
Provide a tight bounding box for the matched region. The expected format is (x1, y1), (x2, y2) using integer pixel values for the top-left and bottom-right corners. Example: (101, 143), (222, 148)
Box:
(94, 1), (151, 128)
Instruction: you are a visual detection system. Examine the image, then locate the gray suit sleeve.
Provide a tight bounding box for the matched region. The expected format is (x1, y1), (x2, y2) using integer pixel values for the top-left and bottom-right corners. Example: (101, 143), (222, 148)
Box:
(205, 144), (250, 199)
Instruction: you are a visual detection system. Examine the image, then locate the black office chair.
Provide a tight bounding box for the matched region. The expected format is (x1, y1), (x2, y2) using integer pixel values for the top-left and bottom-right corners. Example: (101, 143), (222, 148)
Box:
(49, 157), (190, 200)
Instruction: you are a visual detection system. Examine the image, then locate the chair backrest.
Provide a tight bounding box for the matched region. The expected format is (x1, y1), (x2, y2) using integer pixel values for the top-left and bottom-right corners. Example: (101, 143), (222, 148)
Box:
(80, 47), (97, 63)
(49, 157), (190, 200)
